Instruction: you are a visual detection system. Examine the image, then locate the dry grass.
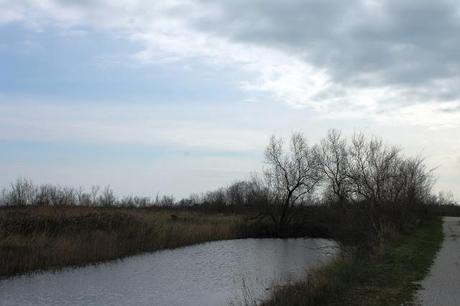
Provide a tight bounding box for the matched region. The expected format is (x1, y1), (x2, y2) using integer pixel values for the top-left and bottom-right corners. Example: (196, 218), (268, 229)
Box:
(0, 206), (244, 278)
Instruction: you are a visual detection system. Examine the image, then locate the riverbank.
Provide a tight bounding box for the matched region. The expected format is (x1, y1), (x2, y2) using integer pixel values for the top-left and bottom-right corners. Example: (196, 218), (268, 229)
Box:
(262, 216), (444, 306)
(0, 204), (349, 278)
(0, 206), (244, 278)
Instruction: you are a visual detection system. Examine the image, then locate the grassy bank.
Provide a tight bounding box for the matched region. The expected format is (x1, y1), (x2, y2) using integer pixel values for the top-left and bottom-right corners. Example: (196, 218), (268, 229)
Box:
(0, 206), (244, 278)
(262, 216), (444, 306)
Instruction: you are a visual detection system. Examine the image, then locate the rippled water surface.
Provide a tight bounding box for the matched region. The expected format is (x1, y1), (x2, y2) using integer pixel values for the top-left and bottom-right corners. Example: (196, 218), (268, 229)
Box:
(0, 238), (338, 306)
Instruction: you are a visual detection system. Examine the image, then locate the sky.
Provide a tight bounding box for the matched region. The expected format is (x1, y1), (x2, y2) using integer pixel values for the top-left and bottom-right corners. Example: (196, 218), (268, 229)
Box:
(0, 0), (459, 200)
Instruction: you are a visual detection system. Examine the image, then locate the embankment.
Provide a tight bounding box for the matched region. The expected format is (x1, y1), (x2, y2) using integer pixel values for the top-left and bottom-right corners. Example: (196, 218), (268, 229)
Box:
(262, 217), (443, 306)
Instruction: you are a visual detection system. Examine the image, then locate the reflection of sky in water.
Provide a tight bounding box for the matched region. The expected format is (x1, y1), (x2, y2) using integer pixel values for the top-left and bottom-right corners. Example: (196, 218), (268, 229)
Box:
(0, 238), (338, 306)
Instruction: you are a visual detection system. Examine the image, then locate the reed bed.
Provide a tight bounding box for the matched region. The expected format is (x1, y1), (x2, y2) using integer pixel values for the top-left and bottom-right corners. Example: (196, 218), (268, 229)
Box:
(0, 206), (243, 278)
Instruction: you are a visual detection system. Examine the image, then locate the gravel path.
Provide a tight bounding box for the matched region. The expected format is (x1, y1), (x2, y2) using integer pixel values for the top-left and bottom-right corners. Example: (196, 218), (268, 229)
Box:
(417, 216), (460, 306)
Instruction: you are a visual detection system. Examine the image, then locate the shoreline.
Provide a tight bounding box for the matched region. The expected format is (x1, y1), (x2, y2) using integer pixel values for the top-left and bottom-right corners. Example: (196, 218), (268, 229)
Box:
(261, 217), (444, 306)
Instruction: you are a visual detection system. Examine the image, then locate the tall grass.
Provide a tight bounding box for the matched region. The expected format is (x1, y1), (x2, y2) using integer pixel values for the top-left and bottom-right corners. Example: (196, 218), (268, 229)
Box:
(0, 206), (243, 278)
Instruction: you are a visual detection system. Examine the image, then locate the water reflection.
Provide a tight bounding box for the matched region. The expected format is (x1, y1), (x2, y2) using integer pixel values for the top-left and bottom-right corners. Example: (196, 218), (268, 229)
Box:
(0, 238), (338, 306)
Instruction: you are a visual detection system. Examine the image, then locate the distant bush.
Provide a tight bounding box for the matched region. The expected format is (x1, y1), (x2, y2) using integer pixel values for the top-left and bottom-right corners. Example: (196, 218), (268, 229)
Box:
(0, 179), (176, 208)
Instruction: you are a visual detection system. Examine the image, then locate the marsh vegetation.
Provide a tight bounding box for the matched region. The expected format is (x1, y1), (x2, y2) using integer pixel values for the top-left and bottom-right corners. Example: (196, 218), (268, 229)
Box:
(0, 206), (242, 277)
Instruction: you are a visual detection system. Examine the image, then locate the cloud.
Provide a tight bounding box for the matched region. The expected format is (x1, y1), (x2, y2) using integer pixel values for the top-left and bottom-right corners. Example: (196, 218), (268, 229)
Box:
(440, 104), (460, 113)
(191, 0), (460, 119)
(2, 0), (460, 127)
(200, 1), (460, 85)
(0, 98), (268, 153)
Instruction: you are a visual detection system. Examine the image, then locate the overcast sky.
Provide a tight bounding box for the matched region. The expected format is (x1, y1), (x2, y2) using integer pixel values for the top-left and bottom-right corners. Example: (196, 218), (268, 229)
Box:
(1, 0), (459, 200)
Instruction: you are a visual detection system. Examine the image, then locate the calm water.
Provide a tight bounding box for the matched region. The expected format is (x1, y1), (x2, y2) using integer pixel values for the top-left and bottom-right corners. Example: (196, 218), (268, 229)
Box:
(0, 238), (338, 306)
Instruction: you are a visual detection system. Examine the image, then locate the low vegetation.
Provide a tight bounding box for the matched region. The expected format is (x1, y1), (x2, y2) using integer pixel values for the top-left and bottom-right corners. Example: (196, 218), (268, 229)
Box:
(0, 206), (243, 277)
(261, 216), (443, 306)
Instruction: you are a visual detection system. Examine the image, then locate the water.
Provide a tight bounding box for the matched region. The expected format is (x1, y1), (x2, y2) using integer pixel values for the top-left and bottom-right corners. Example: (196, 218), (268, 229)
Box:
(0, 238), (338, 306)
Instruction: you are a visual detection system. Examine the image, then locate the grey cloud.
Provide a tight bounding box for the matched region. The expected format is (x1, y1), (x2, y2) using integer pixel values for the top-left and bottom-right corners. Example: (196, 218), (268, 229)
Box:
(440, 105), (460, 113)
(7, 0), (460, 108)
(194, 0), (460, 102)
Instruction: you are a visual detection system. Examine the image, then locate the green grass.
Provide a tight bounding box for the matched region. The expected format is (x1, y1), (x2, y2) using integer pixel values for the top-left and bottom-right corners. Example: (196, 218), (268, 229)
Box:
(262, 217), (444, 306)
(0, 206), (245, 278)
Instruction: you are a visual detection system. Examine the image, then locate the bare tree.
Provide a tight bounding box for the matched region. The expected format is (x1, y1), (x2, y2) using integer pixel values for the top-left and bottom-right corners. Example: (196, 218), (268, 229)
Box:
(263, 133), (323, 231)
(344, 133), (438, 239)
(437, 190), (455, 205)
(393, 156), (434, 205)
(315, 129), (351, 206)
(99, 186), (116, 207)
(5, 178), (35, 206)
(224, 179), (268, 208)
(347, 133), (401, 205)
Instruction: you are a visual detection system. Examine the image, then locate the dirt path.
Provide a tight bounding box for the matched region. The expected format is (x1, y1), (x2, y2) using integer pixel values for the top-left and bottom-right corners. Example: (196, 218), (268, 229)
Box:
(417, 216), (460, 306)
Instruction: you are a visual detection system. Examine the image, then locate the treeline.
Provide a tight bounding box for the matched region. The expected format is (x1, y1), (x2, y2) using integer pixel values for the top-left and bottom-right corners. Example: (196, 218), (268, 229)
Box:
(0, 180), (176, 208)
(0, 129), (455, 214)
(0, 178), (268, 210)
(1, 129), (457, 244)
(0, 176), (271, 211)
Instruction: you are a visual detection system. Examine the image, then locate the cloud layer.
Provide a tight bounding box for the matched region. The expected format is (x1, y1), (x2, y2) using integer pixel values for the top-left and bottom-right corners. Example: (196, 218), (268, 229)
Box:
(2, 0), (460, 127)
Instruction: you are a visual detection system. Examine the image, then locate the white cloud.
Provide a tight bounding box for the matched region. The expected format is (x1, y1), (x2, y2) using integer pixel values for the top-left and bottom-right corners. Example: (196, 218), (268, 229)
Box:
(2, 0), (460, 128)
